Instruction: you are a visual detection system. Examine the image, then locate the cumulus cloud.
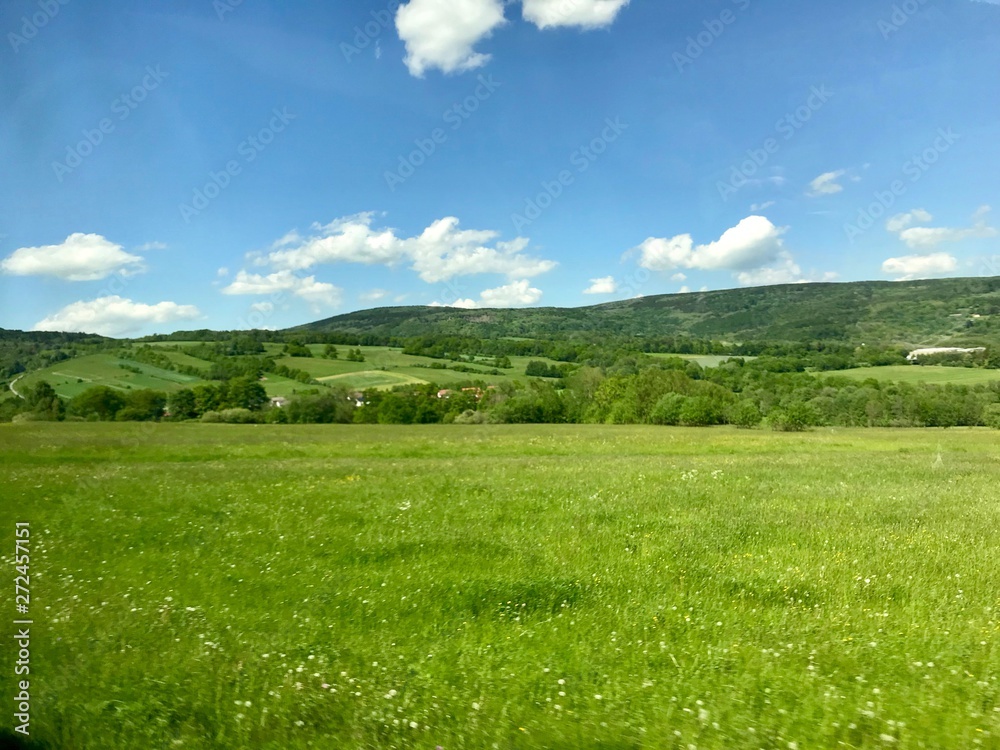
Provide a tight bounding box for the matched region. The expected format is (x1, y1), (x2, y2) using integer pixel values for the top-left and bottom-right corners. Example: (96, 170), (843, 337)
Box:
(807, 170), (847, 197)
(33, 296), (201, 337)
(1, 233), (144, 281)
(436, 279), (543, 309)
(634, 216), (786, 273)
(887, 206), (997, 249)
(263, 213), (556, 284)
(886, 209), (933, 234)
(521, 0), (630, 29)
(222, 270), (343, 310)
(882, 252), (958, 280)
(394, 0), (630, 75)
(583, 276), (618, 295)
(396, 0), (506, 76)
(632, 216), (835, 287)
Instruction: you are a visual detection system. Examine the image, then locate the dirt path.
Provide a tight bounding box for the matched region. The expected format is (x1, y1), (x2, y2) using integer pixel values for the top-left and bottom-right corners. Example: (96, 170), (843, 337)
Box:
(9, 374), (25, 399)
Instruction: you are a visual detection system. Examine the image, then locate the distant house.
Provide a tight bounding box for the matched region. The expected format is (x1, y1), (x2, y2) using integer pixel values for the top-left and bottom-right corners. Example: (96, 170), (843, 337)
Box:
(906, 347), (986, 362)
(437, 389), (454, 399)
(269, 396), (289, 408)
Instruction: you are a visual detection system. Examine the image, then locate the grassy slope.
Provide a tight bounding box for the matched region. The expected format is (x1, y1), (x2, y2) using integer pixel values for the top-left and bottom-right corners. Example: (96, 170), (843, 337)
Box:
(822, 365), (1000, 385)
(295, 276), (1000, 346)
(16, 354), (210, 398)
(3, 424), (1000, 749)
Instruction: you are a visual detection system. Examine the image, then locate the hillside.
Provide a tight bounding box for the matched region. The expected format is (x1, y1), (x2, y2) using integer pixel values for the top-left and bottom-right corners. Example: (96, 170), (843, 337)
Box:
(294, 277), (1000, 347)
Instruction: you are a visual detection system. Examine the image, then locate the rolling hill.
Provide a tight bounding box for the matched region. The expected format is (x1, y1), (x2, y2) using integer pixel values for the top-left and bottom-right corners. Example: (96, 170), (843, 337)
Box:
(294, 277), (1000, 347)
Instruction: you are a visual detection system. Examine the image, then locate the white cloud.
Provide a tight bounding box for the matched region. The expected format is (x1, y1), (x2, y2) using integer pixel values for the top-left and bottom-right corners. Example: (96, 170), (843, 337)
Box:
(395, 0), (506, 76)
(263, 213), (556, 284)
(670, 272), (687, 282)
(583, 276), (618, 295)
(359, 288), (390, 302)
(136, 241), (168, 252)
(521, 0), (630, 29)
(435, 279), (543, 308)
(807, 170), (847, 197)
(1, 233), (144, 281)
(33, 296), (201, 337)
(887, 206), (997, 249)
(634, 216), (786, 273)
(249, 301), (274, 314)
(750, 201), (776, 212)
(882, 253), (958, 280)
(217, 267), (230, 277)
(222, 270), (343, 310)
(886, 209), (933, 233)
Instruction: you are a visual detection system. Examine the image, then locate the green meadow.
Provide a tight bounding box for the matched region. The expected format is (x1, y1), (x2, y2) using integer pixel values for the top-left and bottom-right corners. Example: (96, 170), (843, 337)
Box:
(822, 365), (1000, 386)
(2, 424), (1000, 749)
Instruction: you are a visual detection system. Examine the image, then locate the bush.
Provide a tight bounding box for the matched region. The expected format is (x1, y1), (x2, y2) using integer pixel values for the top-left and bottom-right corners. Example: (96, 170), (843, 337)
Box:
(769, 401), (817, 432)
(726, 400), (762, 429)
(679, 396), (725, 427)
(453, 409), (488, 425)
(201, 411), (223, 423)
(649, 393), (686, 426)
(220, 408), (257, 424)
(984, 403), (1000, 429)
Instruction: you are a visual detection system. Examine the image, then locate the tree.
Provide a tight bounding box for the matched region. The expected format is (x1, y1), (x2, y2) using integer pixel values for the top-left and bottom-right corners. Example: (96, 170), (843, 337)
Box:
(117, 390), (167, 421)
(649, 393), (687, 426)
(283, 340), (313, 358)
(224, 376), (268, 411)
(167, 389), (198, 420)
(768, 401), (817, 432)
(323, 344), (339, 359)
(23, 380), (64, 421)
(726, 400), (762, 429)
(69, 386), (126, 421)
(984, 403), (1000, 429)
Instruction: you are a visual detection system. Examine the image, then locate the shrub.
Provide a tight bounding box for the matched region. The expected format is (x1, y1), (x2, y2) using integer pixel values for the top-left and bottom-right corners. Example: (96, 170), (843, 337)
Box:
(769, 401), (817, 432)
(649, 393), (686, 426)
(984, 403), (1000, 429)
(726, 400), (763, 429)
(220, 408), (257, 424)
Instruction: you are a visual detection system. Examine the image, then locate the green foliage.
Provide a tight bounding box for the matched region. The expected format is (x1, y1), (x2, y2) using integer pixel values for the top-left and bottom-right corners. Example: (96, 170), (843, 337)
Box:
(984, 403), (1000, 429)
(283, 340), (314, 358)
(323, 344), (339, 359)
(768, 401), (818, 432)
(648, 393), (686, 426)
(69, 386), (126, 421)
(726, 400), (763, 429)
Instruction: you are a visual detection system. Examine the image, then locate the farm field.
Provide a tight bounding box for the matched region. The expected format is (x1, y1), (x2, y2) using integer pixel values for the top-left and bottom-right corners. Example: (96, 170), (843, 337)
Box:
(2, 425), (1000, 749)
(15, 354), (210, 398)
(823, 365), (1000, 386)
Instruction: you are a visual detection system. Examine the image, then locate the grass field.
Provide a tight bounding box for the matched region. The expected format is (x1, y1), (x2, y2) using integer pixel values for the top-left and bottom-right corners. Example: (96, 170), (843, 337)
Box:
(823, 365), (1000, 386)
(16, 354), (210, 398)
(3, 424), (1000, 749)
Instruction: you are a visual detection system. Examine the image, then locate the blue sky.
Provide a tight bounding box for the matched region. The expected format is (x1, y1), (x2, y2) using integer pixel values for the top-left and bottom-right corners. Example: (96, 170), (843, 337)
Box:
(1, 0), (998, 336)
